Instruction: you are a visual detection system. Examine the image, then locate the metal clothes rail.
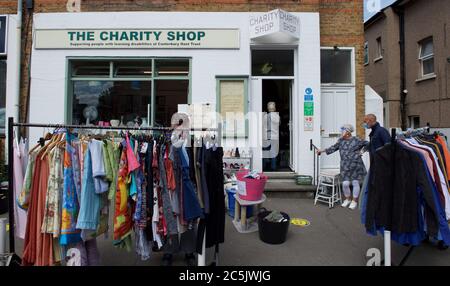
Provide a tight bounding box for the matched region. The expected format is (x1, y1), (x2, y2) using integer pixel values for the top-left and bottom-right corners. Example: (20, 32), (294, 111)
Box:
(6, 117), (220, 266)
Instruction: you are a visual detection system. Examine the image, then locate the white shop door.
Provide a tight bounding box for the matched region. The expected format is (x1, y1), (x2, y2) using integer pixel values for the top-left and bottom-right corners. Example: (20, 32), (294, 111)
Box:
(320, 87), (355, 170)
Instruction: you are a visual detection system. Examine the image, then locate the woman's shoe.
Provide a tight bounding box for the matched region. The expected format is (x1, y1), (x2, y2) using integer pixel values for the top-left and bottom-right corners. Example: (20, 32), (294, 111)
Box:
(341, 199), (351, 208)
(349, 201), (358, 210)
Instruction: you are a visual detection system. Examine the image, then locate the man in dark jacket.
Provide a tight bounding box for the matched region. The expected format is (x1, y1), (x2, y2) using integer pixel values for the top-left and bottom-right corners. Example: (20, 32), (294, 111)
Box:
(363, 114), (390, 157)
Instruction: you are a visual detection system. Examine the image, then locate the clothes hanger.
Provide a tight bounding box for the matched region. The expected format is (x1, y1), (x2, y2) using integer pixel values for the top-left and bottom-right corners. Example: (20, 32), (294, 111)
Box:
(29, 128), (52, 155)
(41, 132), (65, 160)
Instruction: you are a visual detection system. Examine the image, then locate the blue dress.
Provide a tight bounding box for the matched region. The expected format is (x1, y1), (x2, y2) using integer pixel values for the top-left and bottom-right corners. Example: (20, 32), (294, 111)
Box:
(325, 137), (368, 182)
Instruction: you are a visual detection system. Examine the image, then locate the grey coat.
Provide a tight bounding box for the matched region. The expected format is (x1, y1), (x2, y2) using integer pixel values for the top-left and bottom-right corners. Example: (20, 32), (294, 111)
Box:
(325, 137), (368, 183)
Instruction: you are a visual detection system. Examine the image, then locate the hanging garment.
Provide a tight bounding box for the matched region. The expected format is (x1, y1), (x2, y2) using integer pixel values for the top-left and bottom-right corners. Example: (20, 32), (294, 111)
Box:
(144, 140), (154, 241)
(436, 135), (450, 180)
(417, 138), (449, 185)
(197, 146), (225, 253)
(197, 143), (211, 214)
(113, 143), (133, 250)
(403, 138), (450, 219)
(60, 134), (82, 245)
(168, 145), (181, 218)
(193, 145), (205, 209)
(133, 153), (147, 229)
(106, 140), (120, 201)
(165, 146), (177, 192)
(12, 138), (28, 239)
(158, 144), (178, 236)
(41, 147), (64, 237)
(76, 144), (101, 231)
(22, 154), (55, 266)
(176, 146), (203, 221)
(90, 139), (109, 194)
(363, 142), (449, 244)
(126, 134), (140, 173)
(18, 150), (37, 210)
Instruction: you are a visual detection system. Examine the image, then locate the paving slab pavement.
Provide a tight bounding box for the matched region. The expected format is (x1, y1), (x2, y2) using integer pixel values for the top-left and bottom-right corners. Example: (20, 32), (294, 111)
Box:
(3, 197), (450, 266)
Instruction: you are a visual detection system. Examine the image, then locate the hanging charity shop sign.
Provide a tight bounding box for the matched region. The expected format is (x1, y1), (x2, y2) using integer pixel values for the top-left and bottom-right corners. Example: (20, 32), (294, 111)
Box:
(249, 9), (300, 43)
(34, 29), (240, 49)
(304, 87), (314, 131)
(0, 16), (7, 55)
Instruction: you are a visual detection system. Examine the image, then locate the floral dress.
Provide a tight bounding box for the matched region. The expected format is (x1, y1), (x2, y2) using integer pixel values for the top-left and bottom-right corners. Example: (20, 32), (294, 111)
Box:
(325, 136), (368, 183)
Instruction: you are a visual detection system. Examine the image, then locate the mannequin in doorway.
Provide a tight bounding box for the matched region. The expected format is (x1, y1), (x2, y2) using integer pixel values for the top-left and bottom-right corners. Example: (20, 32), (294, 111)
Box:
(263, 102), (280, 171)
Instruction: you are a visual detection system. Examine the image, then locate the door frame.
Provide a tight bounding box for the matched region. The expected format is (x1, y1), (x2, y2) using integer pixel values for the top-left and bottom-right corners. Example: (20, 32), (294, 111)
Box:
(249, 46), (298, 173)
(250, 77), (296, 172)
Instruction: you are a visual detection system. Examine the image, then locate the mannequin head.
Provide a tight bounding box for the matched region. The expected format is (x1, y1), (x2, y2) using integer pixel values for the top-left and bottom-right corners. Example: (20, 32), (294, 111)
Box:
(267, 102), (276, 112)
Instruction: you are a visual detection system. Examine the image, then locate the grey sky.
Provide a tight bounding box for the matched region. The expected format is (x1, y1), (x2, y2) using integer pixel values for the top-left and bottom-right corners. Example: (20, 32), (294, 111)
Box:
(364, 0), (397, 22)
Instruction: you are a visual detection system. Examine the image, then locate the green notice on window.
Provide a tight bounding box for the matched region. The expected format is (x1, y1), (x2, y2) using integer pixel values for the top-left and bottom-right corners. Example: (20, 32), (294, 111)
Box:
(304, 102), (314, 116)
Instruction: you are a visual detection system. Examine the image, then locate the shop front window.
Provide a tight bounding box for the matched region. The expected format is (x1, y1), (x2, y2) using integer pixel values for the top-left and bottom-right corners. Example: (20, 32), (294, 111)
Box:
(69, 58), (190, 127)
(72, 81), (151, 127)
(154, 80), (189, 127)
(321, 49), (352, 84)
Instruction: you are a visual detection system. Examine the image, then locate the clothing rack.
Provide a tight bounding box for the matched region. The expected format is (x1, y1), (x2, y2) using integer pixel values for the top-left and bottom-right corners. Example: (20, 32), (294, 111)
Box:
(7, 117), (221, 266)
(382, 126), (431, 266)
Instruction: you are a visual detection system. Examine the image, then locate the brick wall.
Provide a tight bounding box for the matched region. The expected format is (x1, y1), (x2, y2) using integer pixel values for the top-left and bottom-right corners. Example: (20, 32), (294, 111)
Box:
(319, 0), (365, 138)
(1, 0), (364, 135)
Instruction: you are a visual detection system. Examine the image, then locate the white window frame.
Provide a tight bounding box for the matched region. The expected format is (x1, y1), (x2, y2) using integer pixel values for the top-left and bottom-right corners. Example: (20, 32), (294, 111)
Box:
(418, 37), (435, 78)
(364, 41), (369, 66)
(374, 37), (383, 62)
(320, 46), (355, 87)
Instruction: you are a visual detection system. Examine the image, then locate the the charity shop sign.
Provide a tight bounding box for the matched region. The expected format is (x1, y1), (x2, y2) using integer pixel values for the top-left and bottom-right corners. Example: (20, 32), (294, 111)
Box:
(0, 16), (7, 55)
(34, 29), (240, 49)
(249, 9), (300, 41)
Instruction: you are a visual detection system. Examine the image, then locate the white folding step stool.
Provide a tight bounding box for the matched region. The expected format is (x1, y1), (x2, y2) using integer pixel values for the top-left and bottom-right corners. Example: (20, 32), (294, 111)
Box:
(314, 170), (342, 208)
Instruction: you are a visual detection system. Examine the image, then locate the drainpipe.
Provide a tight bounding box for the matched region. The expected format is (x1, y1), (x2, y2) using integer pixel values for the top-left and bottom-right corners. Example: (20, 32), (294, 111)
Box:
(397, 7), (407, 130)
(14, 0), (22, 123)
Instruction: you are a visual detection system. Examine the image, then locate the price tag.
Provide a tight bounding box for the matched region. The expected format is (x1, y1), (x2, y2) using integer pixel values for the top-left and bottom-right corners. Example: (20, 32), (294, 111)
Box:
(140, 142), (148, 154)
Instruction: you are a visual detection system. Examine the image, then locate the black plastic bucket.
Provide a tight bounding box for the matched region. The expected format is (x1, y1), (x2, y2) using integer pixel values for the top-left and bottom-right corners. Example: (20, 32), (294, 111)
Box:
(258, 210), (290, 245)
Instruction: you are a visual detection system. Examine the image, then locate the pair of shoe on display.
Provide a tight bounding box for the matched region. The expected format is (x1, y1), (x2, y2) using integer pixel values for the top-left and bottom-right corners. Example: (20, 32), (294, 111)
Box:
(341, 199), (358, 210)
(161, 253), (196, 266)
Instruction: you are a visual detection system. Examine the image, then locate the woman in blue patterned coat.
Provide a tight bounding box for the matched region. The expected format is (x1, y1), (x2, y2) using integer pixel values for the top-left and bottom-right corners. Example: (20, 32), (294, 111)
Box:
(317, 124), (368, 210)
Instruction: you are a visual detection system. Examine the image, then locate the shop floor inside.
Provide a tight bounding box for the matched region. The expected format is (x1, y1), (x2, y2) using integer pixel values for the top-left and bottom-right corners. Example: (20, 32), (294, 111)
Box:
(3, 196), (450, 266)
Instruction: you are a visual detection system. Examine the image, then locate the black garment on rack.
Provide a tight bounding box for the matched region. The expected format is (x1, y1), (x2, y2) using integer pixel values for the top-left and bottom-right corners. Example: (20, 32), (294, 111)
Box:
(196, 146), (225, 254)
(365, 143), (439, 237)
(186, 147), (197, 185)
(144, 140), (154, 241)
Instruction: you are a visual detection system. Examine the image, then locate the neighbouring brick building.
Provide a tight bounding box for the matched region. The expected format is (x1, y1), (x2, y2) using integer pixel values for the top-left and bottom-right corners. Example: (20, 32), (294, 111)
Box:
(365, 0), (450, 135)
(0, 0), (365, 174)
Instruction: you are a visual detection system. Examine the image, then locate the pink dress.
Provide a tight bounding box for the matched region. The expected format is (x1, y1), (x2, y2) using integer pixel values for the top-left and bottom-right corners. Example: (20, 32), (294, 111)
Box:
(13, 138), (28, 239)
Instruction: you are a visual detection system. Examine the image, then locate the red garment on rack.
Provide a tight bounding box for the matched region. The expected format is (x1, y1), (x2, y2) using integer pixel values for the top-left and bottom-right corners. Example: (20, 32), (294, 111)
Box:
(165, 147), (176, 192)
(22, 155), (54, 266)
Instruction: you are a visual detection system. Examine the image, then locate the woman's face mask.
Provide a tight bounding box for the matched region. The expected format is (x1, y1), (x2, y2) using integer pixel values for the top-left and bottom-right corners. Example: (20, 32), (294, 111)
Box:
(341, 129), (350, 138)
